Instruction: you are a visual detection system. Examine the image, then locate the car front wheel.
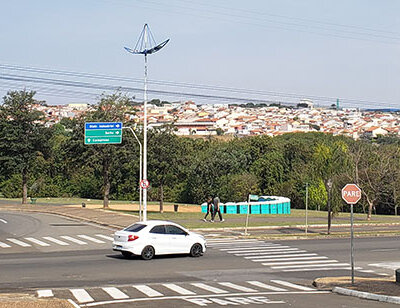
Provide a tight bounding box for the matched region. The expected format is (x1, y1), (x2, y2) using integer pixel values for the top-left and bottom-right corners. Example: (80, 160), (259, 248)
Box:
(141, 245), (155, 260)
(190, 243), (203, 257)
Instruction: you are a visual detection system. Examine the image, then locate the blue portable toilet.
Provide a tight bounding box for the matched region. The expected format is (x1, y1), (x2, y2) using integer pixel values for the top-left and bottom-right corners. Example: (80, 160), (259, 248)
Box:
(238, 202), (249, 214)
(201, 203), (208, 213)
(225, 202), (238, 214)
(277, 202), (283, 214)
(250, 203), (261, 214)
(270, 203), (277, 214)
(261, 203), (270, 214)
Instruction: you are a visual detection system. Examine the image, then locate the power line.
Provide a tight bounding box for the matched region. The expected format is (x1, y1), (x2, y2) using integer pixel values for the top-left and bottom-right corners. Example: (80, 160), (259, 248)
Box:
(1, 63), (397, 108)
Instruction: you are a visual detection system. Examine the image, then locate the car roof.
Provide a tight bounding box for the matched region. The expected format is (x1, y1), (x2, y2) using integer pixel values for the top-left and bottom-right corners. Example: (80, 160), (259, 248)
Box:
(137, 220), (181, 227)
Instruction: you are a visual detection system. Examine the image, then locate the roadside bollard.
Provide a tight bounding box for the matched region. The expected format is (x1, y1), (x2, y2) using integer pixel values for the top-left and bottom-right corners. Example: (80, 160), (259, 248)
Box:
(174, 204), (179, 212)
(396, 269), (400, 284)
(82, 202), (86, 208)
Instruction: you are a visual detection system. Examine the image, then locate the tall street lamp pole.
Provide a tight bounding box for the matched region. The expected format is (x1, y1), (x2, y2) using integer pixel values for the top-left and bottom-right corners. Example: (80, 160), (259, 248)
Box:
(124, 24), (169, 221)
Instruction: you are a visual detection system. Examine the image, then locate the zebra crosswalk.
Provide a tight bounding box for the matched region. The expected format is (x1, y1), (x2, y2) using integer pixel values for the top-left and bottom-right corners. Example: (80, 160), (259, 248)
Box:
(207, 237), (362, 273)
(36, 279), (322, 305)
(0, 233), (113, 250)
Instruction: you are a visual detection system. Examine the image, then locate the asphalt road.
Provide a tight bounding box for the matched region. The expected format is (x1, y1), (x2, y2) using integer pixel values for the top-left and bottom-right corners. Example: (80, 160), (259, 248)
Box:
(0, 211), (398, 308)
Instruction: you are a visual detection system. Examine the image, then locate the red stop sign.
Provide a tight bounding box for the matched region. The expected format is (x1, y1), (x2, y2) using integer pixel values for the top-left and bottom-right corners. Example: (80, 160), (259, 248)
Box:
(342, 184), (362, 204)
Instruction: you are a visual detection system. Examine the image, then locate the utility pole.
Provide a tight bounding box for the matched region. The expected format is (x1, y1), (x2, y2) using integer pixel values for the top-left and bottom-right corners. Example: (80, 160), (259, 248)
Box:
(305, 182), (309, 235)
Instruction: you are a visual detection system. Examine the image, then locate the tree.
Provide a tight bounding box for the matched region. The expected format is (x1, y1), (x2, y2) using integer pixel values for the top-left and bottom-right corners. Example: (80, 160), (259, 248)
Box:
(313, 137), (349, 233)
(68, 94), (133, 208)
(0, 90), (49, 204)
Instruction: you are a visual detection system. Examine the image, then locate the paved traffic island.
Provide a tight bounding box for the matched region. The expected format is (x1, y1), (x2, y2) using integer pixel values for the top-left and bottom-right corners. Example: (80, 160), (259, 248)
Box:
(313, 276), (400, 304)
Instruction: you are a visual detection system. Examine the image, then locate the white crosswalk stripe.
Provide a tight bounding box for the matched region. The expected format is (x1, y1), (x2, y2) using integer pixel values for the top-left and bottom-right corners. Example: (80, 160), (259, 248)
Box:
(43, 236), (69, 246)
(102, 287), (129, 299)
(162, 283), (196, 295)
(0, 241), (11, 248)
(244, 253), (318, 259)
(236, 250), (308, 256)
(77, 235), (105, 244)
(96, 234), (113, 241)
(220, 245), (281, 251)
(191, 283), (229, 294)
(70, 288), (94, 303)
(270, 280), (314, 291)
(60, 236), (87, 245)
(272, 262), (349, 269)
(226, 246), (291, 253)
(7, 238), (31, 247)
(37, 290), (53, 298)
(235, 248), (302, 255)
(132, 285), (163, 297)
(218, 282), (257, 292)
(25, 237), (51, 247)
(262, 259), (337, 266)
(246, 281), (287, 292)
(282, 266), (362, 272)
(252, 256), (328, 262)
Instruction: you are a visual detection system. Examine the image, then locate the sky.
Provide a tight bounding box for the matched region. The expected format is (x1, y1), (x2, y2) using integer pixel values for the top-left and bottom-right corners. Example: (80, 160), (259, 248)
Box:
(1, 0), (400, 109)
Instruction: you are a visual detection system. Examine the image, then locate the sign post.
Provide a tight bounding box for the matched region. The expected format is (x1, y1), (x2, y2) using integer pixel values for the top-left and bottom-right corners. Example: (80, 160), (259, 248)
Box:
(244, 194), (258, 236)
(342, 183), (362, 285)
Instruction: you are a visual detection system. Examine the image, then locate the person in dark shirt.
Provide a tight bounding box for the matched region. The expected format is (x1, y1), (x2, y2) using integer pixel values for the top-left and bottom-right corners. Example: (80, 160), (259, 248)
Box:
(211, 196), (224, 222)
(203, 196), (213, 222)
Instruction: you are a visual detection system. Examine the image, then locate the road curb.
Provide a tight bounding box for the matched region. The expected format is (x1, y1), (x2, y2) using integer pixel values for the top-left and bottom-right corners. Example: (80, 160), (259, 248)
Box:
(332, 286), (400, 304)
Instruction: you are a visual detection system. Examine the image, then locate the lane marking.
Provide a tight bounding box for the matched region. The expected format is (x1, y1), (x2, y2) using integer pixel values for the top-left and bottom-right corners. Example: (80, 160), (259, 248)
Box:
(95, 234), (113, 241)
(270, 280), (314, 291)
(371, 248), (398, 252)
(191, 283), (229, 294)
(272, 262), (348, 269)
(68, 299), (81, 308)
(102, 287), (129, 299)
(70, 289), (94, 303)
(246, 281), (287, 292)
(252, 256), (328, 262)
(43, 236), (69, 246)
(25, 237), (51, 247)
(236, 250), (308, 256)
(81, 290), (330, 307)
(262, 260), (338, 266)
(78, 235), (105, 244)
(0, 218), (7, 224)
(0, 241), (11, 248)
(37, 290), (53, 298)
(60, 236), (87, 245)
(245, 253), (318, 259)
(218, 282), (257, 293)
(7, 238), (31, 247)
(132, 285), (163, 297)
(162, 283), (196, 295)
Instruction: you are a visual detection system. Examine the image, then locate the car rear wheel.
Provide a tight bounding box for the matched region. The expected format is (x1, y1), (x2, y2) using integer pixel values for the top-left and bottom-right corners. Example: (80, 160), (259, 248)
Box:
(121, 251), (133, 258)
(190, 243), (203, 257)
(141, 245), (155, 260)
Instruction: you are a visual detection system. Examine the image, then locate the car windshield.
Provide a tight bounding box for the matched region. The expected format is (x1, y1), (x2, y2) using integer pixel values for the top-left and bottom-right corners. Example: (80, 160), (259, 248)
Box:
(123, 223), (146, 232)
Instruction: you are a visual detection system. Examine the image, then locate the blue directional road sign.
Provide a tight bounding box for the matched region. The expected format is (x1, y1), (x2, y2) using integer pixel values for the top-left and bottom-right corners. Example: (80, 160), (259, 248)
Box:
(84, 122), (123, 144)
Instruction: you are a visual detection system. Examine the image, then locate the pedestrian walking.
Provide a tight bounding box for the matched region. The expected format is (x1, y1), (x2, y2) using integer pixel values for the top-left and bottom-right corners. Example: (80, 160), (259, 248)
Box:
(211, 196), (224, 222)
(203, 196), (213, 222)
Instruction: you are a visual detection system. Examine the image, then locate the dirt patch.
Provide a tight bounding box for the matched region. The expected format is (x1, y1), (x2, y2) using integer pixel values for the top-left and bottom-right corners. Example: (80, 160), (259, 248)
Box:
(0, 294), (72, 308)
(67, 203), (202, 213)
(314, 276), (400, 297)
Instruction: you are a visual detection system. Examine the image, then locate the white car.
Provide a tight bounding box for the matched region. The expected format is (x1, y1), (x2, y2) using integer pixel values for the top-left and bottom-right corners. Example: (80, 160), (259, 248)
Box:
(112, 220), (206, 260)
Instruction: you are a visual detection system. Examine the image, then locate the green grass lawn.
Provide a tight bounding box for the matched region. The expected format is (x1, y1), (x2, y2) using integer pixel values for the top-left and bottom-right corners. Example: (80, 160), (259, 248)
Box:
(109, 208), (400, 229)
